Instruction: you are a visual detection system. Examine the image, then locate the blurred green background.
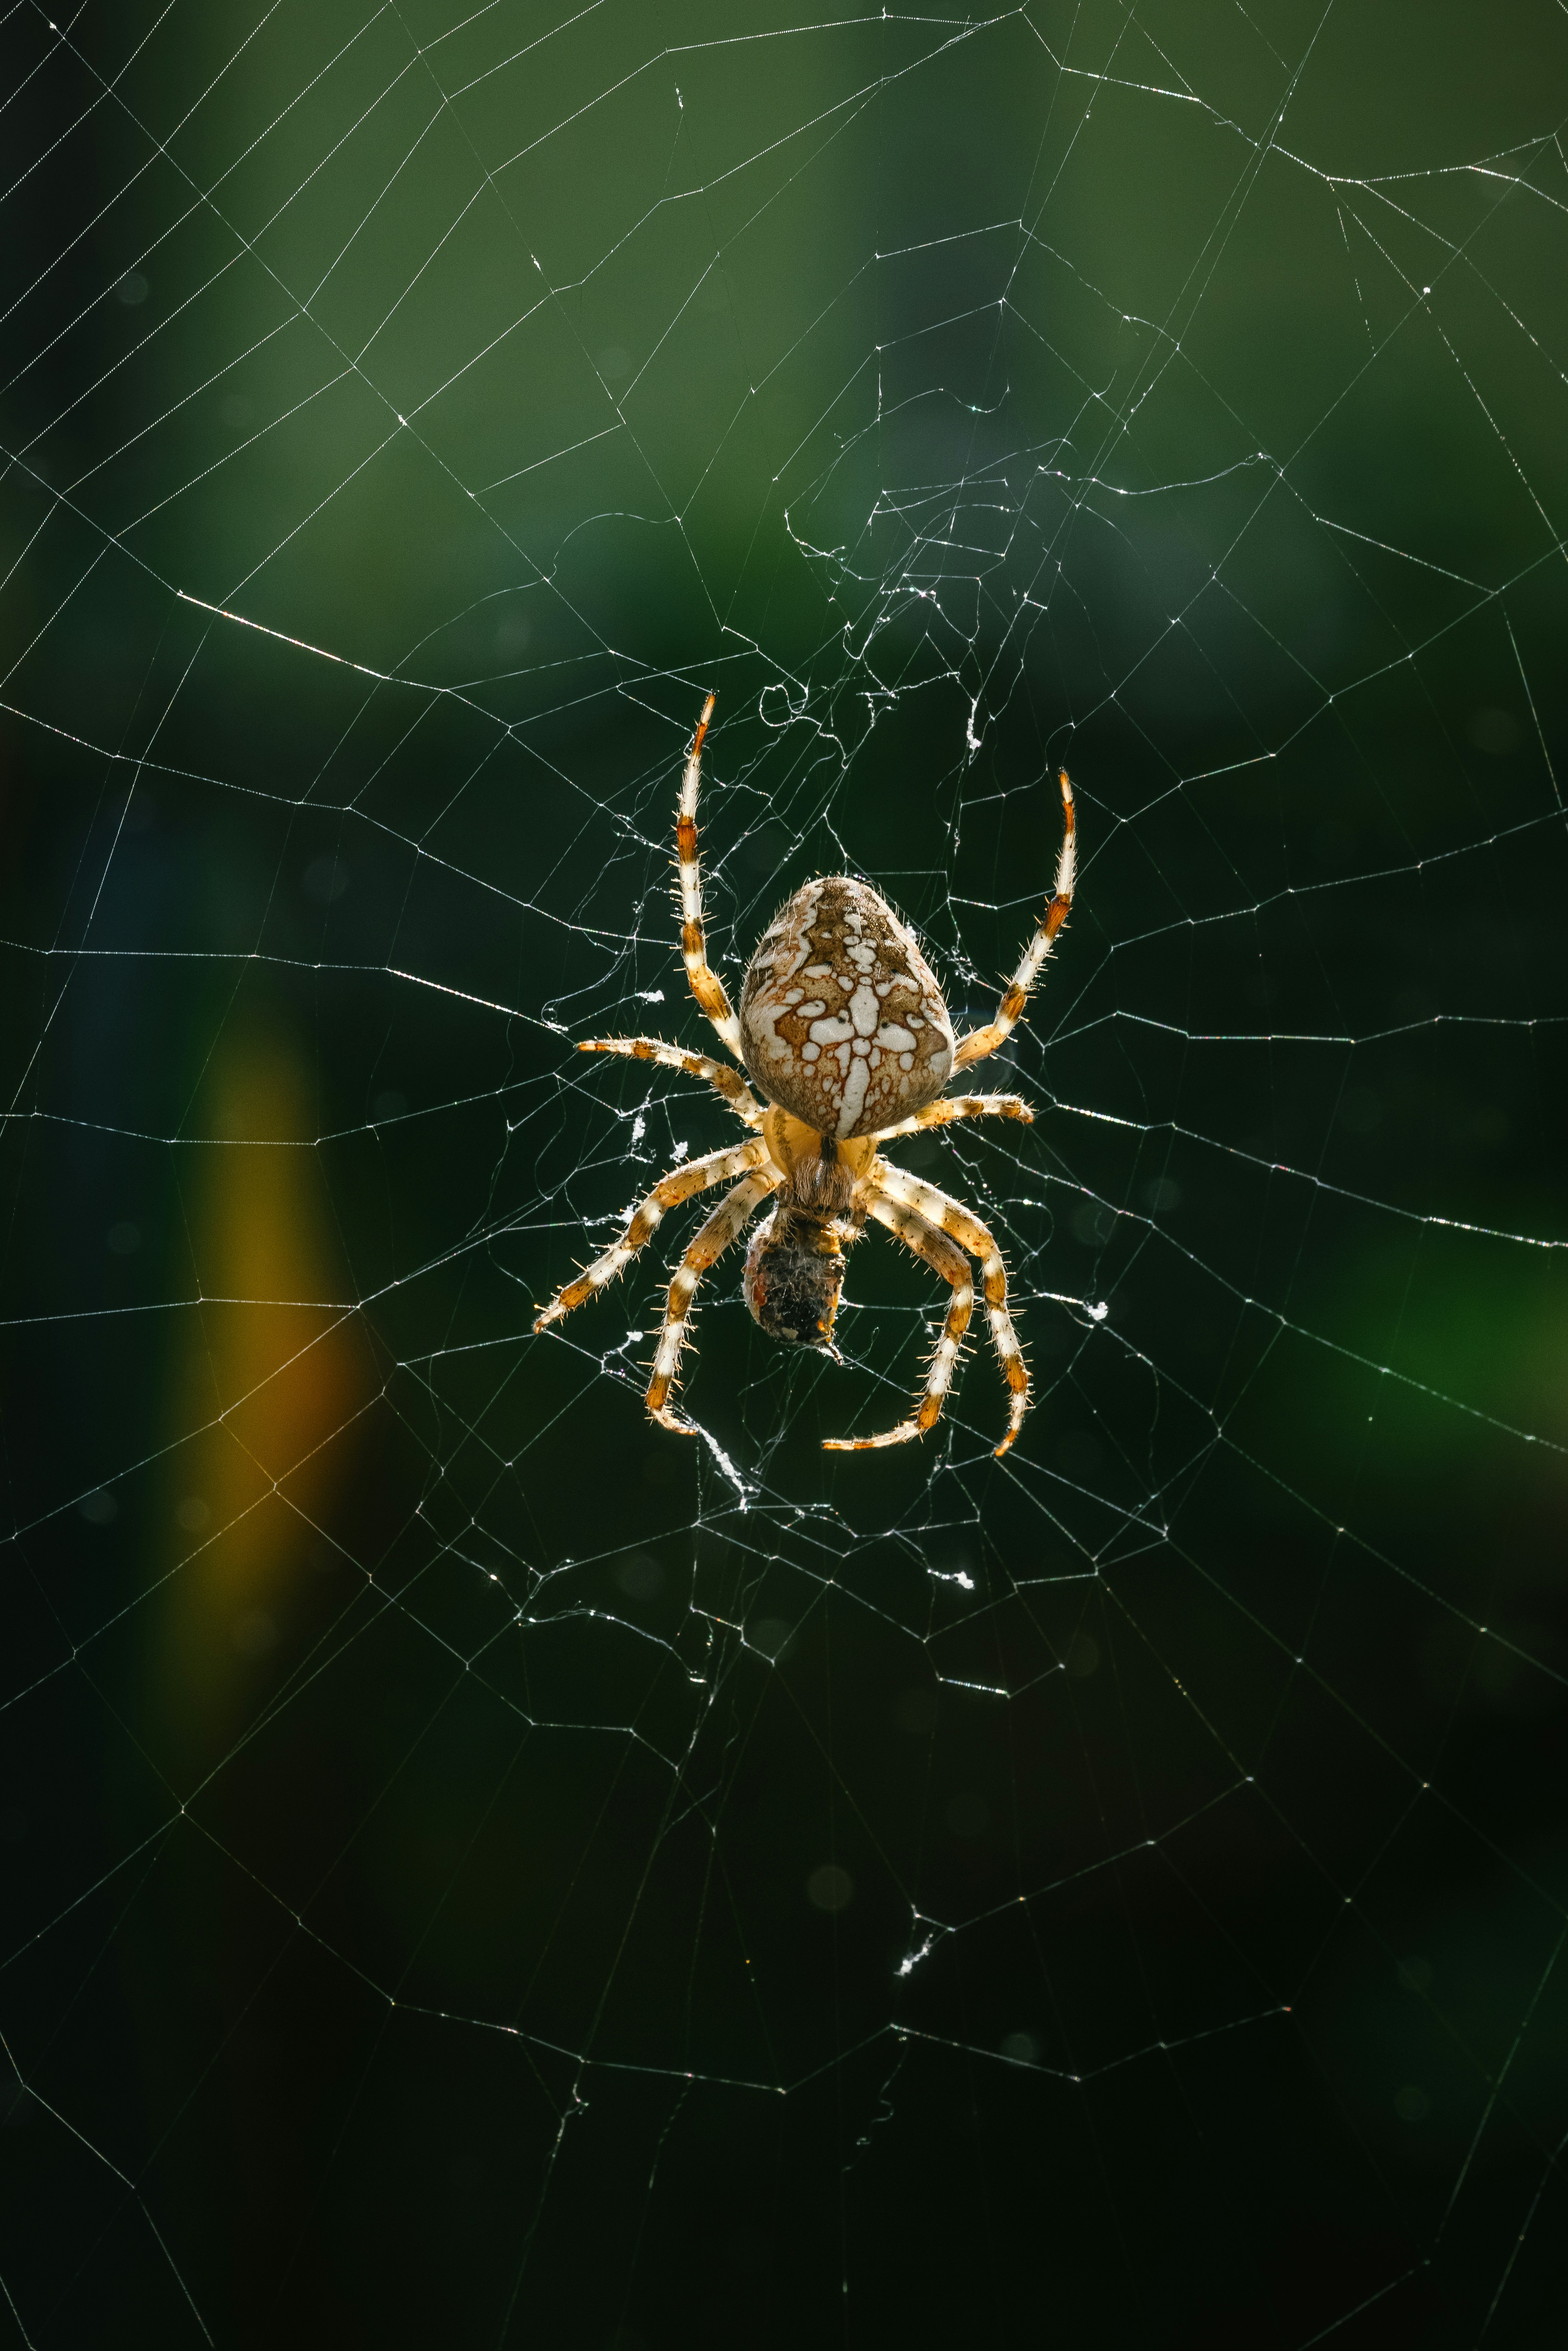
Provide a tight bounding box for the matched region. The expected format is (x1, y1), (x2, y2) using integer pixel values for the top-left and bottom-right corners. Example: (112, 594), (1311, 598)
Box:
(2, 1), (1567, 2343)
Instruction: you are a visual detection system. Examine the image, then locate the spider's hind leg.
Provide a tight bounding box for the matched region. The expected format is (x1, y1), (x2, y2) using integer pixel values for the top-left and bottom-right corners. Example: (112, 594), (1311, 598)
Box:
(953, 768), (1075, 1072)
(868, 1092), (1034, 1145)
(675, 693), (746, 1062)
(578, 1035), (763, 1123)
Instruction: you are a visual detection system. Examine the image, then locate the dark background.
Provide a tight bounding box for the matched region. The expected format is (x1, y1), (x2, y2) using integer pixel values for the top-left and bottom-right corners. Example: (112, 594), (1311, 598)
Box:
(2, 2), (1566, 2344)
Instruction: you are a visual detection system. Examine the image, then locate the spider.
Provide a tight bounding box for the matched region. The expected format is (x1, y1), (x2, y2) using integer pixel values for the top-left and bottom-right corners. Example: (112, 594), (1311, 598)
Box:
(535, 694), (1076, 1456)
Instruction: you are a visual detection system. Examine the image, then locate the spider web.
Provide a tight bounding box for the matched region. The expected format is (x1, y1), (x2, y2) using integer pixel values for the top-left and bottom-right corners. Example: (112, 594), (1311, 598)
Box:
(3, 1), (1567, 2341)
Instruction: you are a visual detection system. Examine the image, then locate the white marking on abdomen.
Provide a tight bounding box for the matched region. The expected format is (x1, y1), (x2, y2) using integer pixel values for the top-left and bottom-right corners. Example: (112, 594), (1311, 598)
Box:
(836, 1053), (871, 1135)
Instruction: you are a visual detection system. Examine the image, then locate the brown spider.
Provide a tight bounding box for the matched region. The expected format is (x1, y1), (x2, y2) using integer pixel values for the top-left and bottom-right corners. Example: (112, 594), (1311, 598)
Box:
(534, 694), (1076, 1455)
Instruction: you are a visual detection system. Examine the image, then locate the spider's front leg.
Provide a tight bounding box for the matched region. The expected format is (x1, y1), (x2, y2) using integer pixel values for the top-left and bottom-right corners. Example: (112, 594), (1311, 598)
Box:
(647, 1170), (778, 1430)
(874, 1163), (1029, 1454)
(534, 1136), (767, 1331)
(822, 1194), (975, 1454)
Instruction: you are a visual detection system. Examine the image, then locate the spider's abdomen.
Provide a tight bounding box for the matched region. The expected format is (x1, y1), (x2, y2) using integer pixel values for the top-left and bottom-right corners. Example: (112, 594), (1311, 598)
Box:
(739, 878), (953, 1139)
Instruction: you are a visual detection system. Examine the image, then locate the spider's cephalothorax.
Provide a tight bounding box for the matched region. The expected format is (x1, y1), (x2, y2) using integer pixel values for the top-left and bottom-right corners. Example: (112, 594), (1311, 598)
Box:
(743, 1205), (846, 1351)
(535, 693), (1077, 1456)
(740, 1117), (874, 1352)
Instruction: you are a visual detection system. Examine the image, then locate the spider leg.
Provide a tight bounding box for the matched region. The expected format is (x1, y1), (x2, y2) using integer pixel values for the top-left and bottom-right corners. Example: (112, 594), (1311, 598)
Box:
(821, 1191), (974, 1453)
(953, 769), (1075, 1071)
(647, 1169), (779, 1431)
(578, 1036), (764, 1124)
(866, 1092), (1034, 1145)
(675, 693), (746, 1063)
(870, 1162), (1029, 1455)
(534, 1136), (768, 1331)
